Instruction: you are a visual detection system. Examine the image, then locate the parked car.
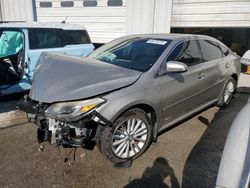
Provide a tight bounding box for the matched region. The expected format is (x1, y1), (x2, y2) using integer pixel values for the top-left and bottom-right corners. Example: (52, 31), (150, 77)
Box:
(0, 22), (94, 96)
(216, 97), (250, 188)
(22, 34), (241, 165)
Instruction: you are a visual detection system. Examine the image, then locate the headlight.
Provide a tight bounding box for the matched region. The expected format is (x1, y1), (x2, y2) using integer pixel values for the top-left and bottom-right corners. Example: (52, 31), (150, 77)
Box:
(45, 98), (106, 121)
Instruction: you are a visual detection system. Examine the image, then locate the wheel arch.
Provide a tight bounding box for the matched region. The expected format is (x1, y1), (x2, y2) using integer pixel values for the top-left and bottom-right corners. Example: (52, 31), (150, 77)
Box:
(231, 73), (238, 94)
(231, 73), (238, 82)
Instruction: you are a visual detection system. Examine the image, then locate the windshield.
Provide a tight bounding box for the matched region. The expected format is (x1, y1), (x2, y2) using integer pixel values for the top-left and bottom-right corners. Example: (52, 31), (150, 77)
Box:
(89, 37), (171, 72)
(0, 30), (23, 58)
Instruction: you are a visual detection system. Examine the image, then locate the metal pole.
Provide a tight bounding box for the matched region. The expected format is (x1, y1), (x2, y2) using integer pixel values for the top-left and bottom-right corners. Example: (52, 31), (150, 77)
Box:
(32, 0), (37, 21)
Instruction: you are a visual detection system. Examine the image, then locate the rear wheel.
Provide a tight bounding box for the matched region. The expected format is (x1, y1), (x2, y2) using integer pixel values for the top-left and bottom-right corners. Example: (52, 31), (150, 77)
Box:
(96, 108), (153, 164)
(217, 77), (236, 107)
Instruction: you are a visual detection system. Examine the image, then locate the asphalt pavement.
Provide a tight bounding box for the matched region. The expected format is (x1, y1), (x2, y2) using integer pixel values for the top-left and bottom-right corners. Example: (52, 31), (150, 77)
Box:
(0, 74), (249, 188)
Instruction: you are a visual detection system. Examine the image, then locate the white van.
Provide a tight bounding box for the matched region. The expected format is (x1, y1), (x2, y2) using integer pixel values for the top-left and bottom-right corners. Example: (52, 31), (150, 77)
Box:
(0, 22), (94, 96)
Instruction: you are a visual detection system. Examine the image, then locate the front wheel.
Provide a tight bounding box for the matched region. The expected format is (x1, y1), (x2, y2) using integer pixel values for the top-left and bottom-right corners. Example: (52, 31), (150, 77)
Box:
(217, 77), (236, 107)
(96, 108), (153, 164)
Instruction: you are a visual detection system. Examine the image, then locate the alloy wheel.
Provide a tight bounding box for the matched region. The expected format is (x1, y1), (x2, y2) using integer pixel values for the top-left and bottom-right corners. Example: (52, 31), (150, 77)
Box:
(111, 118), (148, 159)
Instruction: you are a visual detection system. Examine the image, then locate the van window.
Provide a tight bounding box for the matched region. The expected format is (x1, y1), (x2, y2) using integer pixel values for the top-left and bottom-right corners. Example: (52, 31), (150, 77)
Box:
(29, 29), (62, 49)
(199, 40), (223, 61)
(220, 44), (229, 56)
(0, 30), (24, 85)
(62, 30), (91, 45)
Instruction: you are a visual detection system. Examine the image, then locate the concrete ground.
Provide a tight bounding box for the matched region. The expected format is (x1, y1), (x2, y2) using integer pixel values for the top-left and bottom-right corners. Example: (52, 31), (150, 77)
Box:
(0, 74), (249, 188)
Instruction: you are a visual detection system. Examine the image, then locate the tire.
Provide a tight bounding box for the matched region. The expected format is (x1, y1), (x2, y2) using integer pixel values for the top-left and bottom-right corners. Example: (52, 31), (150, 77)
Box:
(96, 108), (153, 164)
(217, 77), (236, 107)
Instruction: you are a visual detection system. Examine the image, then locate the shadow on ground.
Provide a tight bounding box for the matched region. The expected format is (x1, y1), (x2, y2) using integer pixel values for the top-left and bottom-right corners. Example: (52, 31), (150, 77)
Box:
(182, 89), (250, 187)
(124, 157), (180, 188)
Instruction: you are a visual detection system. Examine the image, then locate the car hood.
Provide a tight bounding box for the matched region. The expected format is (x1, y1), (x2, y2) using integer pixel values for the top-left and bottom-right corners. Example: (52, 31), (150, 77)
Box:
(29, 53), (142, 103)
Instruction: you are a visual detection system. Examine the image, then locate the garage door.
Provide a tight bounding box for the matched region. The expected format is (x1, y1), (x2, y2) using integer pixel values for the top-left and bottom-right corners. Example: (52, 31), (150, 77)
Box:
(0, 0), (34, 21)
(35, 0), (127, 43)
(171, 0), (250, 28)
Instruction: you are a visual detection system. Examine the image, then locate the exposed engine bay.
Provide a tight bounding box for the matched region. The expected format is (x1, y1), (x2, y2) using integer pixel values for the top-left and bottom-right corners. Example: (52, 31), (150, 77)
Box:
(21, 98), (109, 150)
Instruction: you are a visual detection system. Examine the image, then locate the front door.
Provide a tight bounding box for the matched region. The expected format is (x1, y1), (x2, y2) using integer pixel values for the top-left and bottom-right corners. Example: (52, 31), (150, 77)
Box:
(158, 40), (208, 128)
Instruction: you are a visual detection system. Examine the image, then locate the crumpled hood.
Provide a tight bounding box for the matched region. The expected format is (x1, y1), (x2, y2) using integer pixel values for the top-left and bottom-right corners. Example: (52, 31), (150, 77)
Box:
(29, 53), (142, 103)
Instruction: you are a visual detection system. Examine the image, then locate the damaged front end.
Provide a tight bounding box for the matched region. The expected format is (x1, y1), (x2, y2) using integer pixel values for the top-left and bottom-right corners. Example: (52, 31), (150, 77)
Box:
(21, 97), (109, 149)
(21, 52), (141, 148)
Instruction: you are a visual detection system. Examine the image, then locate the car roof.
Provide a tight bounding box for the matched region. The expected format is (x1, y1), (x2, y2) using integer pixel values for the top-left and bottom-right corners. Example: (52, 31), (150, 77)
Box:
(123, 33), (216, 41)
(0, 22), (86, 30)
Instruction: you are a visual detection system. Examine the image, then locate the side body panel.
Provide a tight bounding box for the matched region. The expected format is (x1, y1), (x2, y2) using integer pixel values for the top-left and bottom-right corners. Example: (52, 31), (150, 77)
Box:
(96, 73), (161, 123)
(202, 59), (225, 101)
(157, 63), (208, 128)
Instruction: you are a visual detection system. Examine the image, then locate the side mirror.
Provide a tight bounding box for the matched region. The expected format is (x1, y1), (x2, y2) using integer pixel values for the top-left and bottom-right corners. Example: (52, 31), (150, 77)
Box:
(166, 61), (188, 73)
(241, 50), (250, 65)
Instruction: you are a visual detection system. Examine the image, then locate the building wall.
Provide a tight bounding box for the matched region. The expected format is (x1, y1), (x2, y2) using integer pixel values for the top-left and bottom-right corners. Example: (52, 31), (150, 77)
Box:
(1, 0), (250, 43)
(0, 0), (34, 21)
(0, 3), (2, 21)
(126, 0), (155, 34)
(127, 0), (173, 34)
(153, 0), (173, 33)
(171, 0), (250, 27)
(35, 0), (127, 43)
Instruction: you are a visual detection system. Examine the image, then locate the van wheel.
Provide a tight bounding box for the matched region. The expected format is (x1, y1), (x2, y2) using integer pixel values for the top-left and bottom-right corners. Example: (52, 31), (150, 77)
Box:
(96, 108), (152, 164)
(217, 77), (236, 107)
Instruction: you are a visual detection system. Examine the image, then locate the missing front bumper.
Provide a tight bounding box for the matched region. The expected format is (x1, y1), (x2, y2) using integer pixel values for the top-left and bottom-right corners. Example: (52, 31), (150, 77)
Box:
(19, 98), (112, 149)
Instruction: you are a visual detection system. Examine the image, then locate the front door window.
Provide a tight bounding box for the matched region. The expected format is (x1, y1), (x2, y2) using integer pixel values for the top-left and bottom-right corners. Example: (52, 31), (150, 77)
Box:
(0, 30), (24, 85)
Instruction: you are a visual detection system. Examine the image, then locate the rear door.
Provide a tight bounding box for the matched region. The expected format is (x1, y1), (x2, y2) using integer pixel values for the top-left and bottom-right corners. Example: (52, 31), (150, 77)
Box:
(158, 39), (208, 127)
(198, 40), (226, 101)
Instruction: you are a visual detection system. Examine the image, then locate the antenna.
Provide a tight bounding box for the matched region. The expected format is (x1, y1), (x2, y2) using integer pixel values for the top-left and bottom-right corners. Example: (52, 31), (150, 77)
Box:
(62, 16), (68, 23)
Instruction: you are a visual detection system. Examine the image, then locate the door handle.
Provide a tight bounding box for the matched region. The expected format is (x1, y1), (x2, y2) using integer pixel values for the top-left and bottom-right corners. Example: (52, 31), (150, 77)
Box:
(197, 73), (205, 79)
(225, 63), (230, 68)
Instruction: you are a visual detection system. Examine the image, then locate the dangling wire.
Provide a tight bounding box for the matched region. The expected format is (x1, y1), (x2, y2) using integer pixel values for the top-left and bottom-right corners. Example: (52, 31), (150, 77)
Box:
(56, 139), (77, 162)
(64, 147), (76, 162)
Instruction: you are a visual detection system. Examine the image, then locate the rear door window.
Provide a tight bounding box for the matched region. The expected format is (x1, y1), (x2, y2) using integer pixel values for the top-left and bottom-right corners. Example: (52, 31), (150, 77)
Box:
(29, 28), (62, 49)
(199, 40), (223, 62)
(61, 30), (91, 45)
(219, 44), (229, 57)
(167, 40), (202, 67)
